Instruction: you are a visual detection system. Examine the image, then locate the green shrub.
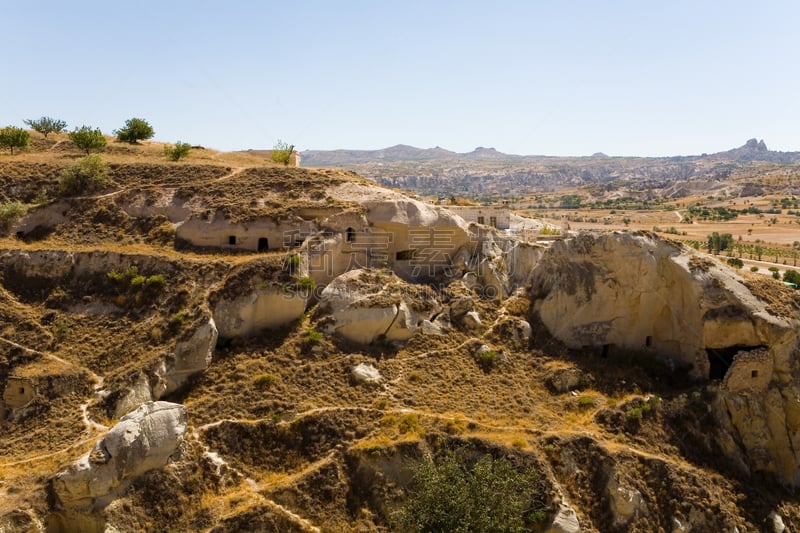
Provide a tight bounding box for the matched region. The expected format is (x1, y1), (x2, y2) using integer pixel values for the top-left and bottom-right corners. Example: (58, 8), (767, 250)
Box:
(107, 270), (124, 282)
(784, 269), (800, 286)
(0, 201), (27, 231)
(130, 275), (147, 288)
(59, 154), (108, 196)
(577, 395), (595, 408)
(295, 276), (315, 290)
(145, 274), (167, 288)
(169, 310), (188, 325)
(164, 141), (191, 161)
(726, 257), (744, 269)
(254, 373), (278, 390)
(477, 349), (498, 371)
(271, 139), (294, 165)
(750, 266), (759, 272)
(394, 451), (543, 532)
(625, 407), (643, 421)
(304, 328), (322, 344)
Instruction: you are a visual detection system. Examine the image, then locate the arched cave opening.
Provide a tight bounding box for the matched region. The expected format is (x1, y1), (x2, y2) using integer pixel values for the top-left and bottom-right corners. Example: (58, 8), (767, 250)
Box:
(706, 345), (765, 380)
(258, 237), (269, 252)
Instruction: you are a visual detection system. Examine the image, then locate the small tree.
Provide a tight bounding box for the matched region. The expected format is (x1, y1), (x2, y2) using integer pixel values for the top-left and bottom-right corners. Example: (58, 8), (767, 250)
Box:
(69, 126), (107, 154)
(59, 154), (108, 196)
(114, 118), (154, 144)
(24, 116), (67, 138)
(0, 126), (31, 154)
(164, 141), (191, 161)
(271, 139), (294, 165)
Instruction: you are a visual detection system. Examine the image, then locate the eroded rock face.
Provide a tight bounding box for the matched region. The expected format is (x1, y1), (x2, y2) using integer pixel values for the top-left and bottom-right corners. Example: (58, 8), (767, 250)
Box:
(213, 287), (308, 338)
(529, 232), (792, 378)
(530, 231), (800, 486)
(319, 269), (441, 344)
(53, 401), (187, 512)
(115, 317), (217, 417)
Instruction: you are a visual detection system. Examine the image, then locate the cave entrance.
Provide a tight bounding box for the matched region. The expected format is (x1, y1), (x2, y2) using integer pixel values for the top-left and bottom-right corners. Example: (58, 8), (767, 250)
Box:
(258, 238), (269, 252)
(706, 345), (764, 380)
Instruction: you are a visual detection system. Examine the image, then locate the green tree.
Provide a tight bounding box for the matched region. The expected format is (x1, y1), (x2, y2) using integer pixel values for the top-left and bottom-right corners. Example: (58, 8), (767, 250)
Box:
(707, 232), (733, 254)
(23, 116), (67, 138)
(59, 154), (108, 196)
(0, 126), (31, 154)
(394, 451), (543, 532)
(164, 141), (191, 161)
(114, 118), (154, 144)
(271, 139), (294, 165)
(783, 269), (800, 287)
(69, 126), (107, 154)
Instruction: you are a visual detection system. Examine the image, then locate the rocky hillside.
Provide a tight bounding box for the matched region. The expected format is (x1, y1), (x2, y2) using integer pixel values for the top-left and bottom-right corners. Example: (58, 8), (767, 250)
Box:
(1, 136), (800, 532)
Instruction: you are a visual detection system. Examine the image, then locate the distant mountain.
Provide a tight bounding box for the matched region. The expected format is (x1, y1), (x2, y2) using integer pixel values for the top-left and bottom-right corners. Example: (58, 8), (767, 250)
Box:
(709, 138), (800, 163)
(301, 139), (800, 168)
(286, 140), (800, 198)
(301, 144), (458, 166)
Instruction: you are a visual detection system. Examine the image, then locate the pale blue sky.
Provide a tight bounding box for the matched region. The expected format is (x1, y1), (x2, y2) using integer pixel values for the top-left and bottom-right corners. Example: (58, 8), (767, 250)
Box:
(3, 1), (799, 156)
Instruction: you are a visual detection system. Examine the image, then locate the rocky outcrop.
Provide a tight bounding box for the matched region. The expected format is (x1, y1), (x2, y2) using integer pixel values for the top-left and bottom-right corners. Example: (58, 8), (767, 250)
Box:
(319, 269), (441, 344)
(115, 317), (217, 417)
(53, 401), (187, 512)
(530, 231), (800, 486)
(165, 317), (218, 393)
(546, 503), (580, 533)
(529, 232), (793, 378)
(213, 286), (307, 338)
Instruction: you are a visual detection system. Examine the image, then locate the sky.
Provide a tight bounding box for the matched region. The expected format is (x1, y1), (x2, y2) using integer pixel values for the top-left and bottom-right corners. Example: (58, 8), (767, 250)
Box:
(2, 0), (800, 157)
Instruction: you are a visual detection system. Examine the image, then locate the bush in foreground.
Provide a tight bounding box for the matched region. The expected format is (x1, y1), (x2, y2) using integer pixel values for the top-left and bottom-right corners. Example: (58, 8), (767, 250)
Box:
(59, 154), (108, 196)
(394, 450), (544, 532)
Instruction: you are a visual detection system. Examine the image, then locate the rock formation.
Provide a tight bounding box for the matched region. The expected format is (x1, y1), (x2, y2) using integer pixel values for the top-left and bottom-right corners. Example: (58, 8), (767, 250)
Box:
(529, 231), (800, 486)
(52, 402), (187, 515)
(319, 269), (441, 344)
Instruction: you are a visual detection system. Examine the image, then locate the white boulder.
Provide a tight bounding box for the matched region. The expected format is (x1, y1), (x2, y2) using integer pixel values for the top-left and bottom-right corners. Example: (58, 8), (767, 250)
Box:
(351, 363), (382, 385)
(53, 401), (188, 511)
(319, 269), (441, 345)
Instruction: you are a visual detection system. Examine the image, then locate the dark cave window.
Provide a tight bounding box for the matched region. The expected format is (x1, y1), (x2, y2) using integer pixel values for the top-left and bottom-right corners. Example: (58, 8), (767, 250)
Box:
(396, 250), (416, 261)
(228, 235), (237, 245)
